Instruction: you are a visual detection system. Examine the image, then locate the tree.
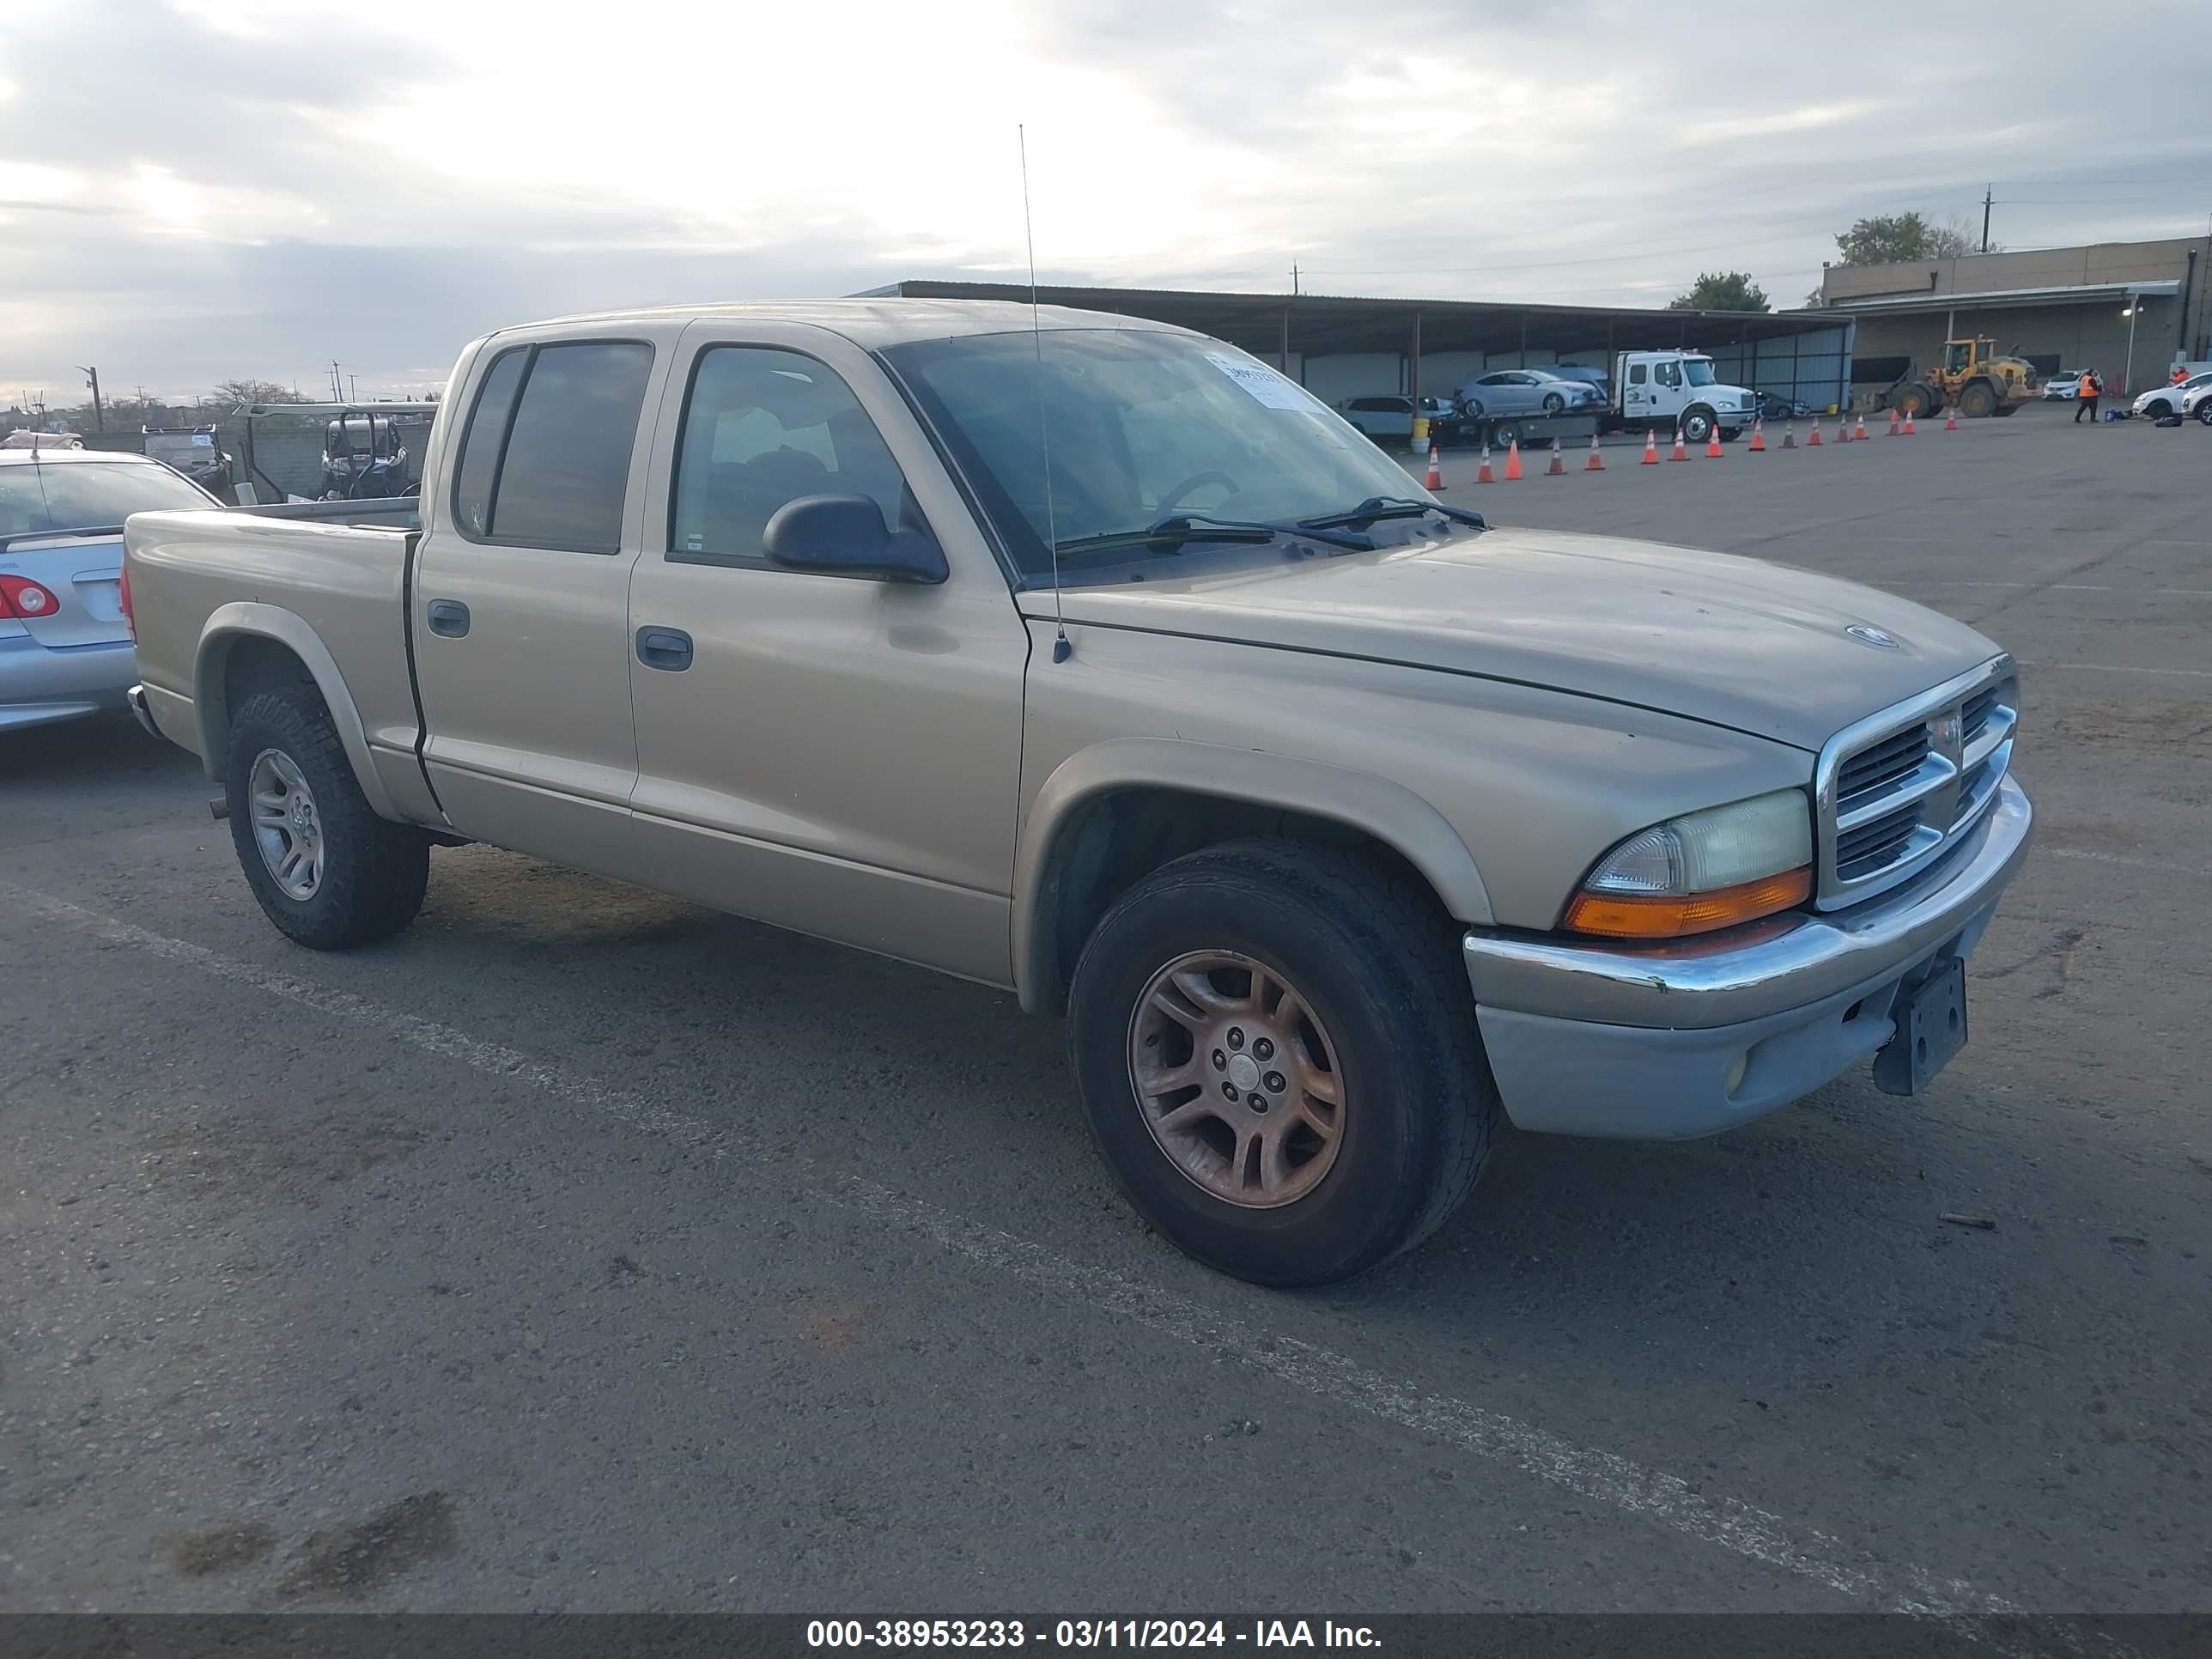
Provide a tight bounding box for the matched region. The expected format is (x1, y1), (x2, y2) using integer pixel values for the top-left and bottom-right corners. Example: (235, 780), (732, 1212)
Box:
(1669, 271), (1770, 312)
(1833, 212), (1996, 266)
(212, 378), (307, 408)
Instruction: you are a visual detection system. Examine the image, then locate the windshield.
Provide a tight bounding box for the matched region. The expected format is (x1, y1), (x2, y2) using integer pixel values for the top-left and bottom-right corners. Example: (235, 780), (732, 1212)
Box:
(0, 459), (211, 540)
(1682, 360), (1717, 387)
(882, 328), (1431, 582)
(1523, 368), (1565, 382)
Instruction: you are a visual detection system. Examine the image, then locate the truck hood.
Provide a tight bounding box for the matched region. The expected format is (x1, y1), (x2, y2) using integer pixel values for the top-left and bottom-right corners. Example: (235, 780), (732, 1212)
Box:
(1033, 526), (2002, 751)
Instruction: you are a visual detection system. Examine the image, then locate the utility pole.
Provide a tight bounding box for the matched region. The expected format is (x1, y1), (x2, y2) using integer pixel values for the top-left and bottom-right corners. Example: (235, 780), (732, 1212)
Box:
(75, 365), (105, 431)
(349, 374), (358, 403)
(1980, 185), (1993, 254)
(330, 361), (343, 401)
(1291, 264), (1300, 295)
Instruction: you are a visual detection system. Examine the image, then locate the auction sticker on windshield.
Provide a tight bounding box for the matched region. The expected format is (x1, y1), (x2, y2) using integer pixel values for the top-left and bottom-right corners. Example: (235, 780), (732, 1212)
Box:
(1204, 351), (1325, 412)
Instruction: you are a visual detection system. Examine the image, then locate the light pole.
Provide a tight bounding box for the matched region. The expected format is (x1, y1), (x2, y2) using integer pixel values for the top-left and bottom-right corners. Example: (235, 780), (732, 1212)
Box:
(75, 365), (105, 431)
(2122, 295), (2141, 397)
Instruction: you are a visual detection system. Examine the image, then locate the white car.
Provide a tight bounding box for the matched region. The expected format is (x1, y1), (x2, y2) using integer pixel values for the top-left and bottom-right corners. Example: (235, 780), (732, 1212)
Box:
(2134, 372), (2212, 420)
(2040, 373), (2081, 401)
(2184, 382), (2212, 425)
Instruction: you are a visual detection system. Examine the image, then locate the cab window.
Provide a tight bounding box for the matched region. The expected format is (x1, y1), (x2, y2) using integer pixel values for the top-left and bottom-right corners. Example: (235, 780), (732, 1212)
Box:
(669, 347), (913, 566)
(451, 340), (654, 553)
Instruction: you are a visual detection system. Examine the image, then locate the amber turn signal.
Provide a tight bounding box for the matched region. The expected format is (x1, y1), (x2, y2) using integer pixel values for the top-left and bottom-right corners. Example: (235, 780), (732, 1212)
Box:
(1563, 866), (1813, 940)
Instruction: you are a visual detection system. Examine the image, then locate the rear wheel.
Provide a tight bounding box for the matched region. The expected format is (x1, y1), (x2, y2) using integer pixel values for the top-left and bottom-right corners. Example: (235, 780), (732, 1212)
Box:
(1959, 380), (1998, 419)
(1067, 841), (1498, 1286)
(1491, 419), (1520, 448)
(225, 685), (430, 950)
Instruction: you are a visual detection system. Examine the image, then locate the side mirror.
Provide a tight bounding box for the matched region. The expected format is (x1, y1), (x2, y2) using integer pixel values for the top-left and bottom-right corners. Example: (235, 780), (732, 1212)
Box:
(763, 495), (948, 584)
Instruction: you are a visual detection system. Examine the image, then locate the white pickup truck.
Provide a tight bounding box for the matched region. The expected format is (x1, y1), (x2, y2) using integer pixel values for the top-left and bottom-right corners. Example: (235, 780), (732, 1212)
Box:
(122, 299), (2031, 1285)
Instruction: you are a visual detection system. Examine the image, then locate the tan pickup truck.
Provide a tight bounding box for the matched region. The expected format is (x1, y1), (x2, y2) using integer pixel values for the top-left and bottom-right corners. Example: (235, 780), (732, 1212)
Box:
(122, 300), (2031, 1285)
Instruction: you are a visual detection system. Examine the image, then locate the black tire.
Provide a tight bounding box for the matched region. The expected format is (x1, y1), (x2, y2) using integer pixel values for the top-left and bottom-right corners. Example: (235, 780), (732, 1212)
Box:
(225, 685), (430, 950)
(1541, 392), (1565, 415)
(1718, 427), (1741, 443)
(1893, 382), (1936, 419)
(1066, 840), (1498, 1287)
(1680, 405), (1716, 443)
(1959, 381), (1998, 419)
(2198, 400), (2212, 426)
(1492, 420), (1520, 447)
(2142, 398), (2173, 420)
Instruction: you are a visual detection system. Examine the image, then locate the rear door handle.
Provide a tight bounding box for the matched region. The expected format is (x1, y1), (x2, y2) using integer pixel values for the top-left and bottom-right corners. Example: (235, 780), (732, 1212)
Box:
(635, 626), (693, 672)
(426, 599), (471, 637)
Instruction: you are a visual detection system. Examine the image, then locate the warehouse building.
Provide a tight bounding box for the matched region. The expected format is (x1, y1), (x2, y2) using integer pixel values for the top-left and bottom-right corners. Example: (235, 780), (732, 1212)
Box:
(1818, 236), (2211, 396)
(868, 279), (1857, 415)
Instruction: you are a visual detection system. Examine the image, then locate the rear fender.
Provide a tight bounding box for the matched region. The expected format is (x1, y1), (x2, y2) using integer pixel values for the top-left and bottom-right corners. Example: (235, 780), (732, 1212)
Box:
(193, 603), (399, 820)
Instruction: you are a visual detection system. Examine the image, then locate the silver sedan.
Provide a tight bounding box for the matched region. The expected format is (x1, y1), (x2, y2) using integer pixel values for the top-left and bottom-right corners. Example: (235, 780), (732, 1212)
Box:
(1, 447), (218, 733)
(1455, 368), (1606, 423)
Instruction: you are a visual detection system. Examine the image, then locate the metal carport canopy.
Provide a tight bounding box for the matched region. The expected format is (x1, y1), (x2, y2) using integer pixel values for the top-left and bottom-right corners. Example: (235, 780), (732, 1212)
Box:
(866, 278), (1837, 363)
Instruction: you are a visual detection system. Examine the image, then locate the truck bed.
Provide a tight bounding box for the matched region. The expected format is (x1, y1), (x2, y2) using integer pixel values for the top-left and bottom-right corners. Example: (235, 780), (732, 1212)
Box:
(124, 500), (432, 820)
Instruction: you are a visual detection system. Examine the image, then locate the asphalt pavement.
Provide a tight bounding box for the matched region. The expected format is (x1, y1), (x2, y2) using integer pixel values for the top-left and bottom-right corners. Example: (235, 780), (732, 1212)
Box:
(2, 403), (2206, 1617)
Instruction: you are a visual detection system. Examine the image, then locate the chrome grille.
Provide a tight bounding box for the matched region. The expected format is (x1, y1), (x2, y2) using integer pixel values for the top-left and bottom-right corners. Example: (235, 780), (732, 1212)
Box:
(1814, 659), (2017, 910)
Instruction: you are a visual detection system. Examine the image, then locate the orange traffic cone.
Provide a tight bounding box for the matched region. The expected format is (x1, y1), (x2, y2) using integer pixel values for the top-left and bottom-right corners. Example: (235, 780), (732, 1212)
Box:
(1886, 407), (1901, 436)
(1669, 426), (1688, 461)
(1640, 428), (1660, 465)
(1705, 426), (1723, 459)
(1475, 444), (1494, 483)
(1807, 416), (1823, 447)
(1748, 417), (1767, 453)
(1855, 414), (1869, 441)
(1423, 441), (1443, 491)
(1901, 410), (1916, 435)
(1546, 438), (1566, 476)
(1943, 408), (1959, 431)
(1781, 421), (1797, 450)
(1504, 439), (1522, 481)
(1585, 433), (1605, 471)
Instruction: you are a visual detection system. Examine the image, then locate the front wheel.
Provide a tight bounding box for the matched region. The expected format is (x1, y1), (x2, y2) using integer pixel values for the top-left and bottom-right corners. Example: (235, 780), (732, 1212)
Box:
(1066, 841), (1498, 1286)
(1680, 406), (1716, 443)
(226, 685), (431, 949)
(1959, 381), (1998, 419)
(2198, 401), (2212, 426)
(2142, 399), (2173, 420)
(1541, 392), (1565, 415)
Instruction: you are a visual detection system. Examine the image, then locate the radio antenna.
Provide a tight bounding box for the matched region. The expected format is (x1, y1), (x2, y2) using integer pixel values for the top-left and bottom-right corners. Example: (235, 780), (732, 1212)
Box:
(1019, 125), (1070, 664)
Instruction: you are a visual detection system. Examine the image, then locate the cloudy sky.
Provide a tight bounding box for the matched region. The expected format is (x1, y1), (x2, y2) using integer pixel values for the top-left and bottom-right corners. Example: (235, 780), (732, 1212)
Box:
(5, 0), (2209, 406)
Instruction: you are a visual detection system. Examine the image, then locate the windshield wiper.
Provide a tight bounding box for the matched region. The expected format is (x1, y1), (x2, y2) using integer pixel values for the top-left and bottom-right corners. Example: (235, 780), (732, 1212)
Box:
(1297, 496), (1486, 531)
(1054, 513), (1374, 559)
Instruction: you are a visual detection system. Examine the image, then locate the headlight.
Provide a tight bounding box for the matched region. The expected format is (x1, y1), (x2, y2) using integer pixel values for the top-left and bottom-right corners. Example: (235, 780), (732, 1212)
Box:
(1563, 789), (1813, 939)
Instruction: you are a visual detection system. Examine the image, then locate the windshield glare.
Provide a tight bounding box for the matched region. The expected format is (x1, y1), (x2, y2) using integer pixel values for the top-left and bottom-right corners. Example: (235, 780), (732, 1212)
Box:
(1683, 360), (1717, 387)
(883, 328), (1430, 580)
(0, 459), (211, 539)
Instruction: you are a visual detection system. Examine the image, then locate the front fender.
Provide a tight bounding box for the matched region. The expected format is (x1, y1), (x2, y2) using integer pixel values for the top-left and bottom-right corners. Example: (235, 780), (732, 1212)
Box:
(1012, 738), (1494, 1012)
(193, 603), (400, 821)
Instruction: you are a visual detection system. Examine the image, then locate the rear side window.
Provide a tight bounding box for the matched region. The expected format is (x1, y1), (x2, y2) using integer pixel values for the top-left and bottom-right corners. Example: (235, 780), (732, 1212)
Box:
(1629, 363), (1647, 385)
(449, 340), (653, 552)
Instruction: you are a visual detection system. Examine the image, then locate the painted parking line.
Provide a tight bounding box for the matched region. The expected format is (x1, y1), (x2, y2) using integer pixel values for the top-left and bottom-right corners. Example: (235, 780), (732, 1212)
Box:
(3, 884), (2116, 1642)
(2021, 661), (2212, 680)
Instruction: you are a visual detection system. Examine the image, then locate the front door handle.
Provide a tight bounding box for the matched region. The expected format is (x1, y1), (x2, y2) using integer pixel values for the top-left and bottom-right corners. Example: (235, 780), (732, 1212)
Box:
(426, 599), (471, 637)
(635, 626), (693, 672)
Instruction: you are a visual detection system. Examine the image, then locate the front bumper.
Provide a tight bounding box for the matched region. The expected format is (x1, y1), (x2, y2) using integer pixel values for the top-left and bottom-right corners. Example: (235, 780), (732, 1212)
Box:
(1462, 776), (2033, 1139)
(0, 635), (137, 732)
